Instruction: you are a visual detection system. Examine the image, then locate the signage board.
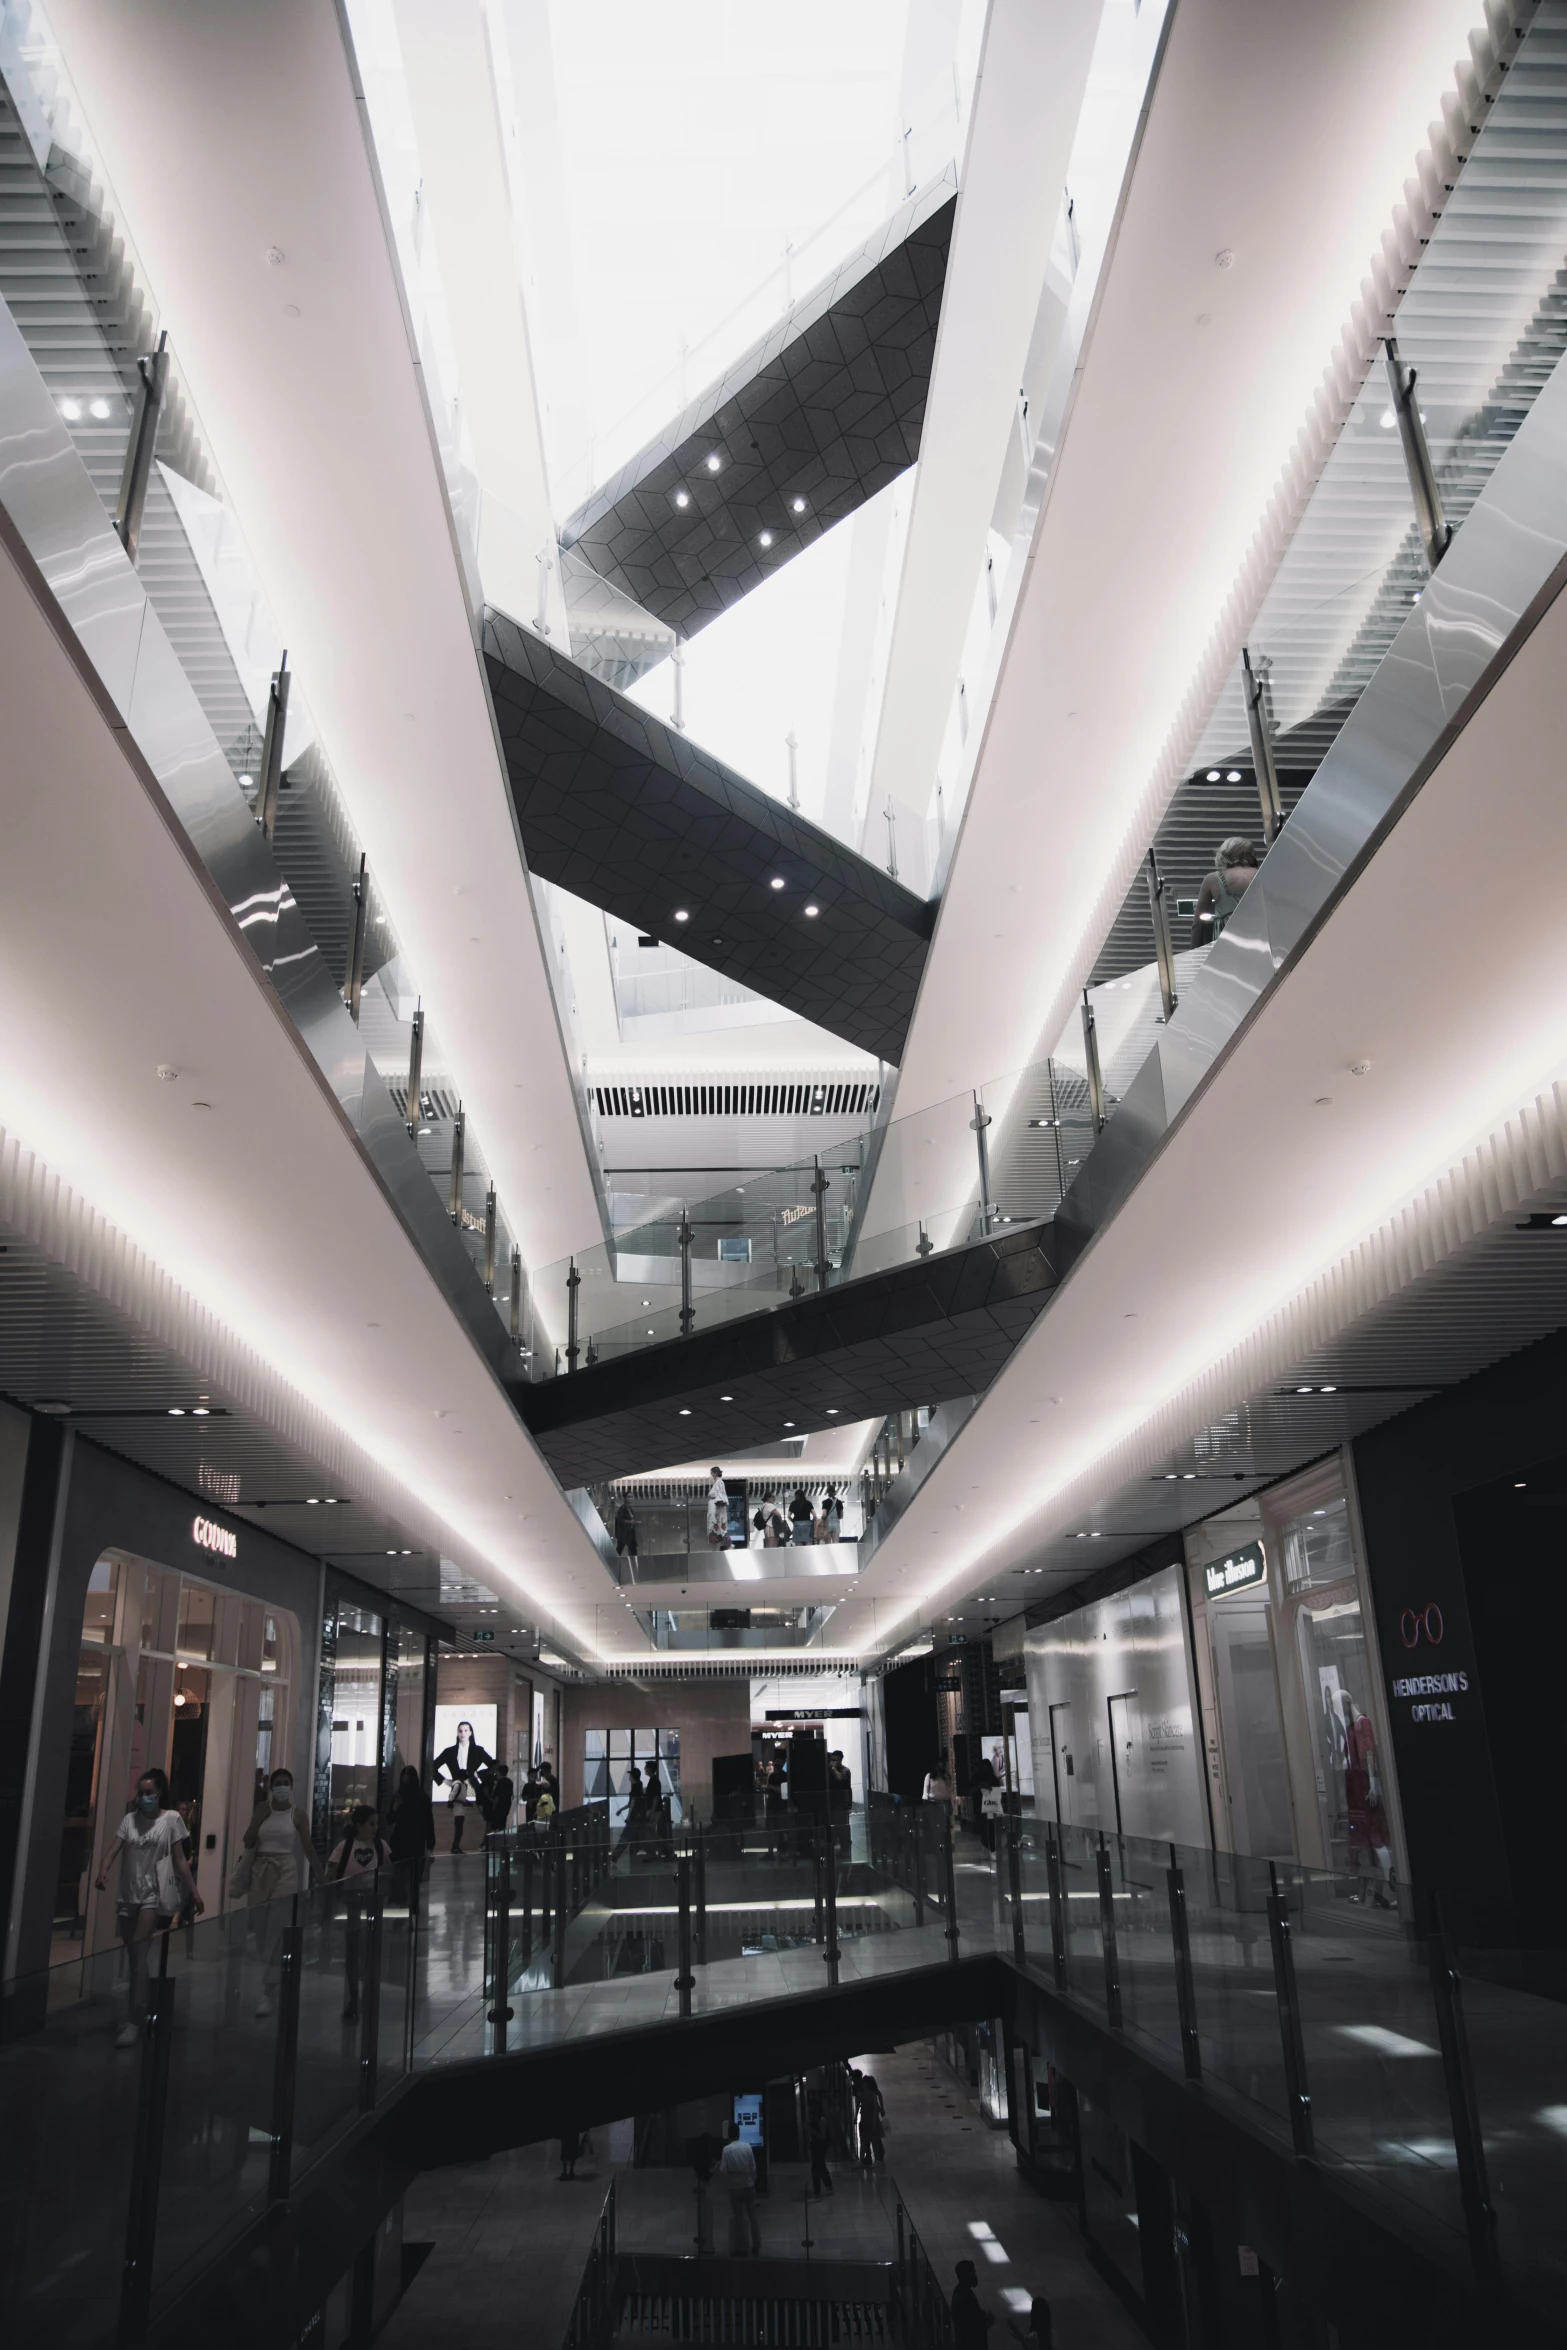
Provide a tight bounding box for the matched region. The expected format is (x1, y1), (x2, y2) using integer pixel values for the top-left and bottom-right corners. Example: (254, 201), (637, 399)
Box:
(192, 1513), (237, 1560)
(1202, 1541), (1265, 1600)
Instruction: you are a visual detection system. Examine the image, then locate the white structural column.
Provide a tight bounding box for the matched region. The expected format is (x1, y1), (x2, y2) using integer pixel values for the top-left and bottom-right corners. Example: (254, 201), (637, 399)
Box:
(391, 0), (569, 639)
(861, 0), (1103, 857)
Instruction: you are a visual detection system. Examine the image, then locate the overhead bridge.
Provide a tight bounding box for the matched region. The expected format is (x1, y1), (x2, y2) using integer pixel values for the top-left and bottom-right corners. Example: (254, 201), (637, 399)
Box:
(484, 611), (935, 1063)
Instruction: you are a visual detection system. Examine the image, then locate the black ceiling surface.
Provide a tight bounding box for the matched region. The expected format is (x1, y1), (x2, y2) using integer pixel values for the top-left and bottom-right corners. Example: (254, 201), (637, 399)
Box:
(515, 1221), (1058, 1485)
(484, 611), (935, 1062)
(557, 179), (957, 640)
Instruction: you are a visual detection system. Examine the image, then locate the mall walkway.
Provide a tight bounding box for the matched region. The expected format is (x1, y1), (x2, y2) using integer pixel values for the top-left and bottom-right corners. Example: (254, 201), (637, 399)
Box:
(378, 2037), (1145, 2348)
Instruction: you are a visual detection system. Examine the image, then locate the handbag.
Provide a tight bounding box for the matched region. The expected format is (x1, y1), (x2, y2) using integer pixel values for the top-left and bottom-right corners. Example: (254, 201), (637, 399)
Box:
(228, 1844), (255, 1900)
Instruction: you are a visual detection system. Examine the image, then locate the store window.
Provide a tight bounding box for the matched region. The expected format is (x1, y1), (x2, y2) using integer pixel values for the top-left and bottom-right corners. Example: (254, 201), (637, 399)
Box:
(1260, 1461), (1400, 1895)
(53, 1553), (299, 1964)
(583, 1726), (681, 1825)
(328, 1601), (384, 1829)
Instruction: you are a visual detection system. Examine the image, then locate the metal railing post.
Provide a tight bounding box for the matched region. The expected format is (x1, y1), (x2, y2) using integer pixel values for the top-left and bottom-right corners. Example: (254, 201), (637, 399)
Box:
(552, 1839), (568, 1987)
(1044, 1823), (1068, 1988)
(488, 1850), (515, 2027)
(1426, 1897), (1500, 2280)
(520, 1846), (534, 1971)
(1384, 335), (1453, 572)
(509, 1247), (523, 1345)
(1167, 1849), (1202, 2081)
(114, 329), (168, 564)
(911, 1810), (925, 1927)
(1266, 1863), (1314, 2158)
(1081, 988), (1106, 1131)
(1145, 849), (1178, 1021)
(404, 1000), (423, 1134)
(358, 1883), (383, 2111)
(812, 1157), (831, 1291)
(254, 651), (291, 841)
(1006, 1816), (1026, 1965)
(268, 1902), (303, 2202)
(1096, 1835), (1122, 2026)
(675, 1850), (695, 2018)
(678, 1212), (695, 1335)
(448, 1108), (465, 1224)
(117, 1948), (176, 2345)
(942, 1811), (961, 1960)
(970, 1095), (995, 1232)
(1242, 646), (1284, 846)
(482, 1186), (497, 1294)
(566, 1259), (581, 1371)
(345, 853), (369, 1022)
(823, 1839), (841, 1988)
(694, 1821), (707, 1968)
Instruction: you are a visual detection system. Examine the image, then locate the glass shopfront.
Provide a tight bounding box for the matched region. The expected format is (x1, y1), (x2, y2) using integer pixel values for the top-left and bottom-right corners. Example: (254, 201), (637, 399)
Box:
(313, 1574), (439, 1852)
(52, 1551), (300, 1963)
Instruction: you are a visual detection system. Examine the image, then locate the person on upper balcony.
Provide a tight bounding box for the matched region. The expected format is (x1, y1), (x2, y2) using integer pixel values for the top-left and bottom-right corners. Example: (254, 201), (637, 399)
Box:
(707, 1469), (730, 1548)
(1191, 836), (1261, 947)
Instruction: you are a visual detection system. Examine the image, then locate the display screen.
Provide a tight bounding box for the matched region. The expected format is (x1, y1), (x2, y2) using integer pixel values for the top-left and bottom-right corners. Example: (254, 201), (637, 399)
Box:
(431, 1704), (498, 1801)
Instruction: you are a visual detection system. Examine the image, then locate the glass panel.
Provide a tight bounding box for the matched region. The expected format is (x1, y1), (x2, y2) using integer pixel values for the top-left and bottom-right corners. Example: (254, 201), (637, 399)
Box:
(1293, 1595), (1394, 1885)
(1109, 1835), (1180, 2069)
(80, 1557), (120, 1644)
(584, 1728), (606, 1757)
(176, 1582), (216, 1661)
(608, 1728), (631, 1758)
(1183, 1848), (1289, 2132)
(53, 1646), (111, 1961)
(142, 1567), (180, 1656)
(1279, 1495), (1355, 1592)
(169, 1668), (211, 1862)
(236, 1599), (265, 1674)
(330, 1613), (384, 1829)
(261, 1613), (281, 1674)
(390, 1624), (427, 1787)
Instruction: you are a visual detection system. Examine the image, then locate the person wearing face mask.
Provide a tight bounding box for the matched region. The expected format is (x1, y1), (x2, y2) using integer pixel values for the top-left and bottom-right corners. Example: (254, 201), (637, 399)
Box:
(96, 1769), (204, 2047)
(238, 1766), (325, 2019)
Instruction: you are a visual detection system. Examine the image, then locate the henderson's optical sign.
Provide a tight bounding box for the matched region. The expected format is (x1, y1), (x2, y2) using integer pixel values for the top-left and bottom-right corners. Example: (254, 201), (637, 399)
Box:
(192, 1514), (237, 1560)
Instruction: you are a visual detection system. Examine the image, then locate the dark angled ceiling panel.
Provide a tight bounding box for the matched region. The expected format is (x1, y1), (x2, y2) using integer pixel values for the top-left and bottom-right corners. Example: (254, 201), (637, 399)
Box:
(557, 174), (957, 641)
(516, 1221), (1058, 1485)
(484, 612), (934, 1063)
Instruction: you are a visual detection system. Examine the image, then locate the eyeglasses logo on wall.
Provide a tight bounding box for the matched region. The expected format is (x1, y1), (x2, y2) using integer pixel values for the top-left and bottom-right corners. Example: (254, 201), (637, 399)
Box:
(192, 1514), (237, 1560)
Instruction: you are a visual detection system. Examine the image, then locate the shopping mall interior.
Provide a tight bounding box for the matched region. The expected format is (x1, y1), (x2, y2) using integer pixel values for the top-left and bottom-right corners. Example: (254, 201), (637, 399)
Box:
(2, 1), (1567, 2344)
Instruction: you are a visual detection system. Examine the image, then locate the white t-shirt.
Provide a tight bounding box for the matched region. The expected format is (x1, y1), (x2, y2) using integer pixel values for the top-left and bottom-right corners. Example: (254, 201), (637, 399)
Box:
(707, 1478), (728, 1536)
(115, 1809), (188, 1911)
(719, 2138), (756, 2185)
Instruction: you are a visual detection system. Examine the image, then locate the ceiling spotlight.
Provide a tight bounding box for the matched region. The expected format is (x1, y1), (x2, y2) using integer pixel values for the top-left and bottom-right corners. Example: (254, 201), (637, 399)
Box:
(306, 1496), (319, 1504)
(60, 397), (82, 421)
(646, 1327), (655, 1336)
(1319, 1384), (1338, 1394)
(89, 397), (111, 420)
(674, 909), (689, 922)
(1205, 768), (1221, 782)
(1182, 1472), (1197, 1481)
(784, 1421), (795, 1429)
(1226, 769), (1242, 782)
(1296, 1385), (1314, 1395)
(673, 489), (691, 508)
(721, 1394), (734, 1402)
(705, 453), (722, 473)
(192, 1406), (210, 1416)
(1553, 1215), (1567, 1228)
(803, 904), (819, 918)
(770, 876), (785, 890)
(167, 1407), (186, 1417)
(1515, 1480), (1528, 1489)
(386, 1549), (397, 1557)
(679, 1408), (692, 1416)
(1090, 1531), (1103, 1539)
(791, 496), (806, 514)
(827, 1407), (838, 1415)
(758, 531), (774, 549)
(1380, 408), (1396, 430)
(1164, 1472), (1178, 1481)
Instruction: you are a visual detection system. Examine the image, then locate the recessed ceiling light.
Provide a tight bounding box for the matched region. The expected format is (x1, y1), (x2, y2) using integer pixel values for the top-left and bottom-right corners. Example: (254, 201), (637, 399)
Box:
(646, 1327), (655, 1336)
(306, 1497), (319, 1505)
(784, 1421), (795, 1429)
(1553, 1215), (1567, 1228)
(827, 1407), (838, 1415)
(1380, 408), (1396, 430)
(673, 489), (691, 508)
(1226, 769), (1242, 782)
(706, 453), (722, 473)
(1515, 1480), (1527, 1489)
(803, 904), (819, 918)
(167, 1407), (185, 1417)
(1296, 1385), (1314, 1394)
(770, 877), (785, 890)
(679, 1408), (692, 1416)
(1089, 1531), (1103, 1539)
(721, 1394), (734, 1402)
(758, 531), (774, 548)
(791, 497), (806, 514)
(89, 397), (111, 420)
(1319, 1384), (1338, 1394)
(60, 397), (82, 421)
(1182, 1472), (1196, 1481)
(674, 909), (689, 923)
(1205, 769), (1221, 782)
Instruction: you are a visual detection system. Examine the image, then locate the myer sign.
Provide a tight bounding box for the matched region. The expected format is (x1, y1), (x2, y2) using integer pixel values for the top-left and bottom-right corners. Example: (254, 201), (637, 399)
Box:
(1203, 1541), (1266, 1600)
(192, 1514), (237, 1561)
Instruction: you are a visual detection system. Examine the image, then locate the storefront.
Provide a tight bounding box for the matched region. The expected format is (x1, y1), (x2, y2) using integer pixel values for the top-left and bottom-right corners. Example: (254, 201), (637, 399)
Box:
(0, 1424), (442, 1982)
(1184, 1453), (1407, 1890)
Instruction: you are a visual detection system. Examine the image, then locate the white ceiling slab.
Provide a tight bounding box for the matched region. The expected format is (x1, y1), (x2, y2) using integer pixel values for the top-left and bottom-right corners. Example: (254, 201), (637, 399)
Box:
(863, 0), (1102, 840)
(45, 0), (602, 1276)
(0, 511), (641, 1666)
(890, 0), (1495, 1118)
(839, 529), (1567, 1652)
(386, 0), (570, 638)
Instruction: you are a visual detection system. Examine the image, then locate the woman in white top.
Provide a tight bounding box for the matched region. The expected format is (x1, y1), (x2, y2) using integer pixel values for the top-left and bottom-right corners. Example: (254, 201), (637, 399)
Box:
(95, 1768), (203, 2047)
(239, 1766), (324, 2019)
(326, 1805), (392, 2022)
(923, 1755), (954, 1811)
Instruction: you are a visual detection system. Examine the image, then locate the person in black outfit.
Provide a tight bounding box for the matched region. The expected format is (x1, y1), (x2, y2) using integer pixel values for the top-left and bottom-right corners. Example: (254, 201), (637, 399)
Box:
(952, 2259), (994, 2346)
(614, 1498), (638, 1559)
(483, 1765), (515, 1847)
(827, 1749), (853, 1855)
(387, 1765), (436, 1907)
(808, 2101), (834, 2197)
(790, 1486), (815, 1544)
(853, 2069), (886, 2165)
(973, 1751), (1000, 1853)
(433, 1721), (495, 1853)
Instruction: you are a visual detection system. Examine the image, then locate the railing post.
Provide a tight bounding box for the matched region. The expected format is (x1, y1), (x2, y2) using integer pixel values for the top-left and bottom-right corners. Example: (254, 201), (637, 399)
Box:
(1167, 1848), (1201, 2080)
(482, 1185), (497, 1294)
(345, 853), (369, 1022)
(942, 1811), (961, 1960)
(488, 1850), (515, 2027)
(1145, 849), (1178, 1022)
(1242, 646), (1284, 847)
(1044, 1823), (1068, 1988)
(910, 1810), (925, 1927)
(812, 1157), (831, 1292)
(1266, 1863), (1314, 2158)
(448, 1107), (466, 1224)
(566, 1258), (581, 1371)
(117, 1948), (175, 2345)
(970, 1094), (995, 1233)
(404, 999), (423, 1135)
(520, 1846), (534, 1971)
(677, 1212), (695, 1336)
(268, 1901), (302, 2202)
(694, 1821), (707, 1968)
(675, 1850), (695, 2018)
(552, 1838), (568, 1988)
(1081, 988), (1106, 1131)
(1006, 1816), (1026, 1965)
(114, 328), (168, 564)
(1426, 1896), (1500, 2281)
(823, 1837), (841, 1988)
(358, 1881), (383, 2111)
(1384, 335), (1453, 572)
(1096, 1835), (1122, 2026)
(509, 1246), (523, 1345)
(254, 651), (291, 841)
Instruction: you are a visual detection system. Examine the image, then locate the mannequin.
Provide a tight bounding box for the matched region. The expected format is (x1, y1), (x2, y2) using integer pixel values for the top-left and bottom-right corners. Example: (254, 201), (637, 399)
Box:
(1340, 1692), (1394, 1906)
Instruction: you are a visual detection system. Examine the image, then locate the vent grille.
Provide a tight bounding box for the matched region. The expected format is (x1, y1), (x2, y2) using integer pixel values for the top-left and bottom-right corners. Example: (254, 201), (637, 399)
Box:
(590, 1079), (881, 1119)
